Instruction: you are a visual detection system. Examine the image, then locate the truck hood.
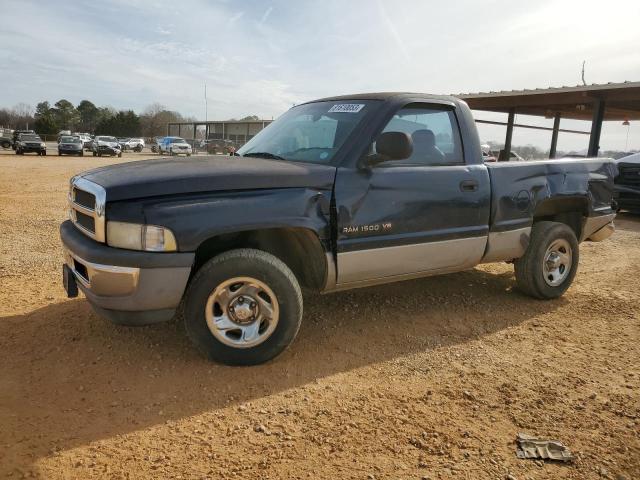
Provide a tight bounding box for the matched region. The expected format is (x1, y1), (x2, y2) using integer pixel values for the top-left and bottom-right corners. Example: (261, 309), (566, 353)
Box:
(79, 155), (337, 201)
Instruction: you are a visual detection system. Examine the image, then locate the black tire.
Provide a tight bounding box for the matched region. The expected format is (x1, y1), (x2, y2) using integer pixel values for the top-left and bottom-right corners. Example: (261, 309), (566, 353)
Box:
(79, 151), (84, 156)
(42, 151), (46, 156)
(183, 248), (303, 365)
(92, 151), (97, 157)
(514, 221), (579, 299)
(58, 151), (61, 156)
(118, 152), (122, 158)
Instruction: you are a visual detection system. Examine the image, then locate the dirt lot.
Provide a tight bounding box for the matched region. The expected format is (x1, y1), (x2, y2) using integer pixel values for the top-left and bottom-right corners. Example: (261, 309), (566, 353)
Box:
(0, 149), (638, 480)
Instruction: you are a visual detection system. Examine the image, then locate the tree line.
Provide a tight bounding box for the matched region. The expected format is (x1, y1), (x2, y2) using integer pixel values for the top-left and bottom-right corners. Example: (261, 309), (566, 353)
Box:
(0, 100), (194, 138)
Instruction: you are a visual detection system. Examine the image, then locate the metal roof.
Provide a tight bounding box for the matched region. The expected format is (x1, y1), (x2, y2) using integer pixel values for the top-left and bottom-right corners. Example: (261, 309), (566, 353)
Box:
(456, 81), (640, 121)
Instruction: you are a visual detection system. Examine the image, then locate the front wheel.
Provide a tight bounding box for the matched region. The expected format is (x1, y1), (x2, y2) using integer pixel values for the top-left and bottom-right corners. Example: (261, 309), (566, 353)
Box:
(514, 221), (579, 299)
(183, 249), (303, 365)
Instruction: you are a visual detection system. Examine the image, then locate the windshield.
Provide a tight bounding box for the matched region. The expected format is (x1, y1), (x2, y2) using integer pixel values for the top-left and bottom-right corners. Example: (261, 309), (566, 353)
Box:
(170, 138), (186, 144)
(61, 136), (81, 143)
(98, 136), (117, 142)
(237, 100), (378, 164)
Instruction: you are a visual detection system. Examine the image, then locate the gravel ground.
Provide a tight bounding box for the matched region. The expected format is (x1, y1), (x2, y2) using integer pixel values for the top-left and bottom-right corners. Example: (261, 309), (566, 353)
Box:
(0, 149), (638, 480)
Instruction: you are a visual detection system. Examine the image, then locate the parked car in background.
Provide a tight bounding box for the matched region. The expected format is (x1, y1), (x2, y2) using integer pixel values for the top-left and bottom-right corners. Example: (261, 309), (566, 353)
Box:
(74, 133), (93, 150)
(11, 130), (35, 150)
(121, 138), (145, 152)
(0, 128), (13, 149)
(57, 130), (72, 142)
(58, 136), (84, 156)
(91, 136), (122, 157)
(614, 152), (640, 213)
(482, 151), (497, 162)
(158, 136), (192, 156)
(15, 133), (46, 155)
(203, 139), (237, 155)
(497, 149), (525, 162)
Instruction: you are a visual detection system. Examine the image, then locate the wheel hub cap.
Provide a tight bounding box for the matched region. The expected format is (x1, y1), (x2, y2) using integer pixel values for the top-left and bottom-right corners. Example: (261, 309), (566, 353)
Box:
(205, 277), (279, 348)
(542, 239), (572, 287)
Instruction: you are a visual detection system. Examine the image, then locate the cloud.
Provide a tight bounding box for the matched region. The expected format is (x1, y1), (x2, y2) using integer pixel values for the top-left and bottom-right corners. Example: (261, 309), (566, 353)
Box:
(156, 24), (172, 35)
(0, 0), (638, 150)
(260, 6), (273, 25)
(229, 10), (244, 25)
(375, 0), (411, 63)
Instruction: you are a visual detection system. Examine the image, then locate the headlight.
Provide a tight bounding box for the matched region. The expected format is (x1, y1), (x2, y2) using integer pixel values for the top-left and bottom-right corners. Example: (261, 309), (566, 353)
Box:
(106, 221), (177, 252)
(40, 142), (46, 147)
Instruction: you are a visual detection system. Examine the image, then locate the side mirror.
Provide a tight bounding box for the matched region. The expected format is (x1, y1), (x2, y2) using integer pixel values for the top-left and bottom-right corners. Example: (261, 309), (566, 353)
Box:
(359, 131), (413, 168)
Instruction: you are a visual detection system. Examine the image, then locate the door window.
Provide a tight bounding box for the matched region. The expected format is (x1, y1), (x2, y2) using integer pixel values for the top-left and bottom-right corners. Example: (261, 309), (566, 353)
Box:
(377, 104), (464, 165)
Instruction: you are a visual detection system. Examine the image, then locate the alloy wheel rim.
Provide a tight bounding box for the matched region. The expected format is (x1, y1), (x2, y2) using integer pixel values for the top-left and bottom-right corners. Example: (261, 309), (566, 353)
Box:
(542, 239), (572, 287)
(205, 277), (279, 348)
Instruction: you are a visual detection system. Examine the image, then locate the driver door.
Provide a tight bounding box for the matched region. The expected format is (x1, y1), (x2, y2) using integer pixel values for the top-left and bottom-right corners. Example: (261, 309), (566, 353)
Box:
(333, 103), (491, 286)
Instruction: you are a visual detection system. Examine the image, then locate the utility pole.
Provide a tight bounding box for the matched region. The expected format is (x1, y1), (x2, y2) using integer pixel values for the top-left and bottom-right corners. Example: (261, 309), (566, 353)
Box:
(204, 82), (208, 123)
(581, 61), (586, 86)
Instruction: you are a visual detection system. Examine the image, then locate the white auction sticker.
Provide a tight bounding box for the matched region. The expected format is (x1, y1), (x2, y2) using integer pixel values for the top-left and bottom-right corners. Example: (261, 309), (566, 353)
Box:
(328, 104), (365, 113)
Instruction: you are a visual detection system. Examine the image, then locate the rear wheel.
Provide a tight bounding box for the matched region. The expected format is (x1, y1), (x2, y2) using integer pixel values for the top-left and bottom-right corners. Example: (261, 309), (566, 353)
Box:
(92, 151), (97, 157)
(183, 249), (303, 365)
(514, 221), (579, 299)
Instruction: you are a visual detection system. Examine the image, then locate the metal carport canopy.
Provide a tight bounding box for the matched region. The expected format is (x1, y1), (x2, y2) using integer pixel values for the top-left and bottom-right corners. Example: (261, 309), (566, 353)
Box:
(456, 81), (640, 158)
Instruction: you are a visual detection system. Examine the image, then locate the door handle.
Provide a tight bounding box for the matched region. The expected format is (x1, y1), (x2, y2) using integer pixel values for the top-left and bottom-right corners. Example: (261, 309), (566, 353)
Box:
(460, 180), (479, 192)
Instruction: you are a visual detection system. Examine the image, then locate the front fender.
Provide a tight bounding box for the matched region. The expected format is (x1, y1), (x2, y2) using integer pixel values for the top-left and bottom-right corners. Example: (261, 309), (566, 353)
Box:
(140, 188), (333, 252)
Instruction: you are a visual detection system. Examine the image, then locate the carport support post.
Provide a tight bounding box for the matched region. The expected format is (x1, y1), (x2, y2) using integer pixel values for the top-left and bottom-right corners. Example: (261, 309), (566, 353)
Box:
(503, 108), (515, 161)
(588, 99), (605, 157)
(549, 113), (561, 158)
(193, 123), (197, 152)
(167, 123), (171, 136)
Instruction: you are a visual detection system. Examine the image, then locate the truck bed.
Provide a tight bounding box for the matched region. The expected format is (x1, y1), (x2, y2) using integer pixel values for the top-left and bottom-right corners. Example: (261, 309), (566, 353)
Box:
(486, 158), (618, 233)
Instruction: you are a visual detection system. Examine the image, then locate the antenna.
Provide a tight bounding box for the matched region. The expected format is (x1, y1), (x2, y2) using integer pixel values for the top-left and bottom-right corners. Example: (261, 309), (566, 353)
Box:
(581, 61), (586, 86)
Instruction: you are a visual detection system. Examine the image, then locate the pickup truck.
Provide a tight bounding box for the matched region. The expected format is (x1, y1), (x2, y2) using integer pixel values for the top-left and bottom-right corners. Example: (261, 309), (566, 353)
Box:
(60, 92), (617, 365)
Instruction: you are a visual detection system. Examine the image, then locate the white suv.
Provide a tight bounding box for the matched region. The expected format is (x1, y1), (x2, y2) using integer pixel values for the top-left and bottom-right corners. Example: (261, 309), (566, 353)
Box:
(122, 138), (145, 152)
(159, 137), (192, 156)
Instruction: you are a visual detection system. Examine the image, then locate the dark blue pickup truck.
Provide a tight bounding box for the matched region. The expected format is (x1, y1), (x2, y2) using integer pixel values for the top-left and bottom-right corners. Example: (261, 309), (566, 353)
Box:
(61, 93), (617, 365)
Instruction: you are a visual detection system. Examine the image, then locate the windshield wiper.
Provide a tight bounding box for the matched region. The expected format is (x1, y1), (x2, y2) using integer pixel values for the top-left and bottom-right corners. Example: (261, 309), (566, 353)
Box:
(242, 152), (286, 161)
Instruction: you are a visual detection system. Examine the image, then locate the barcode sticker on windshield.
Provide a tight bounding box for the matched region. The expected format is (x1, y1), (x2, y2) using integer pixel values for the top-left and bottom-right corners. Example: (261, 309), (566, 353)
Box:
(328, 104), (365, 113)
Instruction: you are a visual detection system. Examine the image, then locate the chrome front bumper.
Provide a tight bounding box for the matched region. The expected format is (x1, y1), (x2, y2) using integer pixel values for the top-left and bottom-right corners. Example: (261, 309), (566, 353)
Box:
(60, 220), (195, 322)
(63, 249), (140, 297)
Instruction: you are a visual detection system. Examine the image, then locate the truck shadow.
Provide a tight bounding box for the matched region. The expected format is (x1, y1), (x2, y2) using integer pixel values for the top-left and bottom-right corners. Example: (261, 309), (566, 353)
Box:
(0, 267), (564, 476)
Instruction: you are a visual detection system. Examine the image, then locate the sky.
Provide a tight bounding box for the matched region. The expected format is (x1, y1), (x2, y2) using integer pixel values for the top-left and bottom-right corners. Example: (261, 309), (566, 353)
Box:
(1, 0), (639, 152)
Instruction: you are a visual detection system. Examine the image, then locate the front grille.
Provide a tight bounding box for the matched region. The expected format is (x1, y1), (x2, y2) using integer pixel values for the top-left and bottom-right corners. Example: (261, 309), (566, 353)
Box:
(69, 178), (106, 242)
(74, 189), (95, 209)
(27, 142), (40, 147)
(618, 164), (640, 185)
(75, 211), (95, 232)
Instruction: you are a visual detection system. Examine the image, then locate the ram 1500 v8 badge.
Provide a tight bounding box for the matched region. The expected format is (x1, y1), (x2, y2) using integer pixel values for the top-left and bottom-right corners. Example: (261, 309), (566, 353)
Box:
(61, 93), (617, 365)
